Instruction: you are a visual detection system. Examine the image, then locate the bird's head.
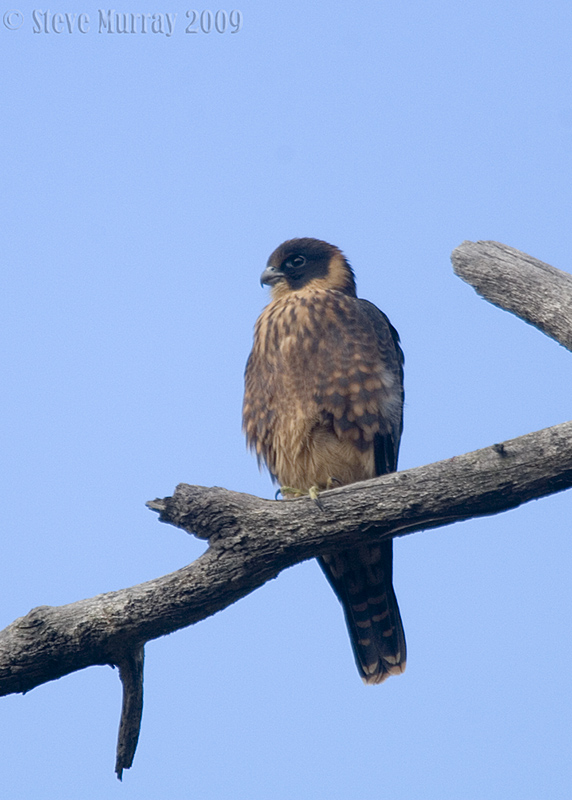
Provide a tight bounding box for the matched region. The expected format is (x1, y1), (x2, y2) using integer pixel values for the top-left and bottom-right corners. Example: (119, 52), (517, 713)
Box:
(261, 238), (357, 299)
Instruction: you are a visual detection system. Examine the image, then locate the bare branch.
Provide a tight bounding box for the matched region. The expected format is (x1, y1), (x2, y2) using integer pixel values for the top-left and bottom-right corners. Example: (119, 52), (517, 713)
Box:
(452, 240), (572, 351)
(1, 240), (571, 775)
(115, 645), (145, 781)
(1, 419), (571, 704)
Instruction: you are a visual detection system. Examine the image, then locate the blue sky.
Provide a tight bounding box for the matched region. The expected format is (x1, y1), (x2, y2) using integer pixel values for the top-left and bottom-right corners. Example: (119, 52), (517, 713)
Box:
(1, 1), (571, 797)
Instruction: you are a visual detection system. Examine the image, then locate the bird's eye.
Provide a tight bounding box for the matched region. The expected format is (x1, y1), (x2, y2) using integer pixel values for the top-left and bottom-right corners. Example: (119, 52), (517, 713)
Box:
(290, 255), (306, 268)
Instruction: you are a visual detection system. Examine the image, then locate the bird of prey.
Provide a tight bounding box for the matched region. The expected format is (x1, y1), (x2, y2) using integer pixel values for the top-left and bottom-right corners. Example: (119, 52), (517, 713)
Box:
(243, 238), (405, 683)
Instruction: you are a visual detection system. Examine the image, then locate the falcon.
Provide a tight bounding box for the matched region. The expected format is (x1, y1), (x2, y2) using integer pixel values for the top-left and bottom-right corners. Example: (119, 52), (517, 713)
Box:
(243, 238), (406, 683)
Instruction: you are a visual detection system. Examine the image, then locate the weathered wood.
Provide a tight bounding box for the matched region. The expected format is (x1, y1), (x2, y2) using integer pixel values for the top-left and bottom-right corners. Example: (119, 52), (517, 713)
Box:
(1, 419), (572, 702)
(115, 645), (145, 780)
(452, 240), (572, 351)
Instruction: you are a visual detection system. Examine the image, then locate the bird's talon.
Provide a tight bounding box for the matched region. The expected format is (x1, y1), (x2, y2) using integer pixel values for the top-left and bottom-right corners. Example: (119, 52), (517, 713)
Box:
(308, 485), (325, 511)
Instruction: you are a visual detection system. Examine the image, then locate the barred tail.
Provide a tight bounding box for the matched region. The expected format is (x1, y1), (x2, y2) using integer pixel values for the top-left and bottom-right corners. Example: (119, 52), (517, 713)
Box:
(319, 539), (406, 684)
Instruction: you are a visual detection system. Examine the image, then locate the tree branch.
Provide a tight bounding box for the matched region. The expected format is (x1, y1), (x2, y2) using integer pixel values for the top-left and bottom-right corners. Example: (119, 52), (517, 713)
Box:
(1, 240), (570, 776)
(2, 420), (571, 700)
(452, 240), (572, 351)
(115, 645), (145, 780)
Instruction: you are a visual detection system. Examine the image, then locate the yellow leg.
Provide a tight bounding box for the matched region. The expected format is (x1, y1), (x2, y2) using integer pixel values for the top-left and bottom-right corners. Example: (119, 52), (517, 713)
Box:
(279, 486), (305, 498)
(279, 481), (336, 510)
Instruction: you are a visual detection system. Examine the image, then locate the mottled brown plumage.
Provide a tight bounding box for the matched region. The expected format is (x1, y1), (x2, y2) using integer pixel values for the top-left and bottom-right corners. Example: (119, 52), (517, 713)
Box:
(243, 238), (406, 683)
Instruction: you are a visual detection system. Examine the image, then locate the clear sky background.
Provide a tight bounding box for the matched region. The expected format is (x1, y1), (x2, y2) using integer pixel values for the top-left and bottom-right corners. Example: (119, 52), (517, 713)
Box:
(1, 2), (571, 798)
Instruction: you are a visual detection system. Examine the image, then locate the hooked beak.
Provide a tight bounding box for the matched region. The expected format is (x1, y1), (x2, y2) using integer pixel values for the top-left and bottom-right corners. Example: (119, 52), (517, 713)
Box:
(260, 265), (283, 287)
